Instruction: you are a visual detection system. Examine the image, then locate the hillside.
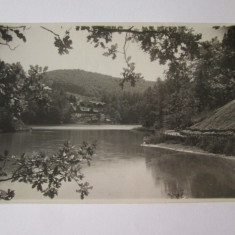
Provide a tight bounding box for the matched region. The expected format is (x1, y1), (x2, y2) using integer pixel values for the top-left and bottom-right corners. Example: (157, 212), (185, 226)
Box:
(191, 100), (235, 131)
(45, 69), (154, 98)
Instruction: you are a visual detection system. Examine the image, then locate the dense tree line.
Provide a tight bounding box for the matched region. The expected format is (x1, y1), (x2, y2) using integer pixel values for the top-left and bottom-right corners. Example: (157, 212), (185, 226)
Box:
(1, 24), (235, 199)
(45, 69), (153, 99)
(22, 89), (73, 125)
(0, 61), (74, 131)
(0, 60), (150, 128)
(101, 91), (144, 124)
(1, 25), (234, 131)
(141, 26), (235, 130)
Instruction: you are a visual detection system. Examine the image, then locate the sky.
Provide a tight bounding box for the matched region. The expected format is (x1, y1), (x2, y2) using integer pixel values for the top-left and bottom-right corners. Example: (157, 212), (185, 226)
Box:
(0, 23), (228, 81)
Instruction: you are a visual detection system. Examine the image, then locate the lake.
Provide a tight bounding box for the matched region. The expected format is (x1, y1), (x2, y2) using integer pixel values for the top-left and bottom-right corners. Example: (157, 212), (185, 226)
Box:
(1, 124), (235, 202)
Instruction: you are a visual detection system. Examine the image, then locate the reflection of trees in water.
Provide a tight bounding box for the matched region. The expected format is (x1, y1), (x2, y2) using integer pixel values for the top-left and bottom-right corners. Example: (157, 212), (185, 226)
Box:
(191, 173), (235, 198)
(75, 129), (144, 156)
(165, 179), (185, 199)
(144, 148), (235, 199)
(0, 129), (144, 159)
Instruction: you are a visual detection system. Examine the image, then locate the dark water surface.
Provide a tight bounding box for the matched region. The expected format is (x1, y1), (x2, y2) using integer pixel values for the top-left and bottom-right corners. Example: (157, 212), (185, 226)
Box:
(1, 125), (235, 201)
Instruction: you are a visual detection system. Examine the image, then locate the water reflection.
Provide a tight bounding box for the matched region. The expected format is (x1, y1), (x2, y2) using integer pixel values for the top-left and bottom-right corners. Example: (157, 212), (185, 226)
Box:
(1, 126), (235, 200)
(144, 147), (235, 198)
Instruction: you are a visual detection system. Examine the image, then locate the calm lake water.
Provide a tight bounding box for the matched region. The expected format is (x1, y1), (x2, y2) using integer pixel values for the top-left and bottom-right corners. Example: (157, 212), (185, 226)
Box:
(1, 124), (235, 202)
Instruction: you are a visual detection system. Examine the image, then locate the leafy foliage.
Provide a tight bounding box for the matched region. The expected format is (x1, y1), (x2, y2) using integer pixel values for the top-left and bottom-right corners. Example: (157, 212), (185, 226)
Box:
(139, 27), (235, 130)
(0, 61), (26, 119)
(0, 141), (95, 200)
(0, 61), (52, 130)
(0, 25), (27, 49)
(22, 89), (73, 125)
(120, 64), (143, 89)
(0, 61), (75, 127)
(101, 91), (144, 124)
(76, 25), (202, 87)
(54, 32), (73, 55)
(74, 25), (234, 129)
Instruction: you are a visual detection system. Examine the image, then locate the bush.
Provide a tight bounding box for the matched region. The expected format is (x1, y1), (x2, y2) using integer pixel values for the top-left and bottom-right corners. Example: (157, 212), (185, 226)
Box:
(223, 138), (235, 156)
(144, 131), (184, 144)
(144, 131), (166, 144)
(187, 135), (235, 156)
(145, 131), (235, 156)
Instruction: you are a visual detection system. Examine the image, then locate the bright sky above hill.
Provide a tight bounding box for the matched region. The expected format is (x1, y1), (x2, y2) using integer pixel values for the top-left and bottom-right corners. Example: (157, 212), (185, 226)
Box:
(0, 23), (227, 81)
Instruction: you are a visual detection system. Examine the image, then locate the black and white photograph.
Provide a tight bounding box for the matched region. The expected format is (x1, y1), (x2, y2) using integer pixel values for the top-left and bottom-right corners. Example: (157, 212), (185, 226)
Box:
(0, 23), (235, 202)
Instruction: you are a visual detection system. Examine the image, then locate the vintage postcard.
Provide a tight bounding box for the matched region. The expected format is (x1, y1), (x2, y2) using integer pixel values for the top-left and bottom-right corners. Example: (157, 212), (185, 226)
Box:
(0, 23), (234, 203)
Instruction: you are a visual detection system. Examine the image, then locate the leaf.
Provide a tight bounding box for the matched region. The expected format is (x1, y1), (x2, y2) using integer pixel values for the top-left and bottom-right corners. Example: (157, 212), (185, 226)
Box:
(32, 182), (37, 188)
(37, 183), (42, 192)
(126, 56), (131, 63)
(53, 166), (58, 175)
(103, 52), (110, 57)
(129, 63), (135, 71)
(0, 172), (7, 177)
(1, 30), (13, 42)
(100, 42), (105, 48)
(13, 29), (26, 42)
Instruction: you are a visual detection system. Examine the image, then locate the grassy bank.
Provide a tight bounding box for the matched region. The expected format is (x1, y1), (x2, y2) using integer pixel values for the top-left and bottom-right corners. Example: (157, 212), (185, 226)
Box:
(131, 126), (154, 133)
(144, 131), (235, 156)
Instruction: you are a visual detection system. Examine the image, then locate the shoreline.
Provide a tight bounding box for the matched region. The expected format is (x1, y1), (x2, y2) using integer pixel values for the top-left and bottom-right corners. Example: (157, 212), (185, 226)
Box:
(30, 124), (141, 131)
(0, 124), (142, 133)
(141, 142), (235, 160)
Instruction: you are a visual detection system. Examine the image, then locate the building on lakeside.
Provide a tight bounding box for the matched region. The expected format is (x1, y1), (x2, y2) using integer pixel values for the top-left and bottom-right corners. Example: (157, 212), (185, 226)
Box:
(70, 100), (111, 123)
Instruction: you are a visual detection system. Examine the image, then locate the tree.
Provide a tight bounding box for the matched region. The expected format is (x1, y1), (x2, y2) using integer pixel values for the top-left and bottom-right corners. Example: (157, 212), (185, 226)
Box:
(0, 61), (51, 130)
(0, 62), (95, 200)
(0, 25), (26, 50)
(76, 25), (234, 129)
(1, 23), (235, 199)
(191, 38), (235, 111)
(0, 24), (202, 87)
(0, 61), (26, 129)
(21, 65), (52, 123)
(140, 87), (158, 128)
(0, 141), (95, 200)
(0, 25), (72, 55)
(0, 26), (93, 200)
(101, 91), (143, 124)
(76, 26), (202, 87)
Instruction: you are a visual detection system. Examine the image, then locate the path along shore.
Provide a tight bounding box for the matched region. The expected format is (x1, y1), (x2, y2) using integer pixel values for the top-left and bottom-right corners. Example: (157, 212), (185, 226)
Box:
(141, 142), (235, 160)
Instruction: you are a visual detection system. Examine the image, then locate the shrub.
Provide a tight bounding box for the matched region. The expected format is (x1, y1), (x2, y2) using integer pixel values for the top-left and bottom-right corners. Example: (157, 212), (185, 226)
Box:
(145, 131), (235, 156)
(223, 138), (235, 156)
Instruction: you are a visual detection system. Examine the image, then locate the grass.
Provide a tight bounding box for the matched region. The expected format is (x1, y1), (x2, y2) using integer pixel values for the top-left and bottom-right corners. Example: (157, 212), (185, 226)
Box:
(144, 100), (235, 156)
(145, 131), (235, 156)
(191, 100), (235, 131)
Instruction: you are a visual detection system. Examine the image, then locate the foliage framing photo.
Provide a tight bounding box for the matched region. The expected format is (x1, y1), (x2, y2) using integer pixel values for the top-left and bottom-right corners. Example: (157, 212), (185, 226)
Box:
(0, 23), (235, 201)
(0, 141), (95, 200)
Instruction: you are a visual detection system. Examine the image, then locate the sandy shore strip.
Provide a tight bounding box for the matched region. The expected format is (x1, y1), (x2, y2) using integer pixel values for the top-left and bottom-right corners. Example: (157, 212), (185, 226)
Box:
(141, 143), (235, 160)
(31, 124), (141, 130)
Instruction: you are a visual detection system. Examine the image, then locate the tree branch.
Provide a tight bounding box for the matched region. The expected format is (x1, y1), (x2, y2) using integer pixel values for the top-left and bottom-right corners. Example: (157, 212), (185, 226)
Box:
(0, 42), (19, 50)
(0, 25), (27, 30)
(40, 26), (60, 37)
(85, 26), (158, 35)
(123, 33), (129, 66)
(0, 176), (14, 182)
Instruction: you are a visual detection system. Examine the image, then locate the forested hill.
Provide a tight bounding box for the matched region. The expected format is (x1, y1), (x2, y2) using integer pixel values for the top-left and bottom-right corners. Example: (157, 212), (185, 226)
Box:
(45, 69), (154, 98)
